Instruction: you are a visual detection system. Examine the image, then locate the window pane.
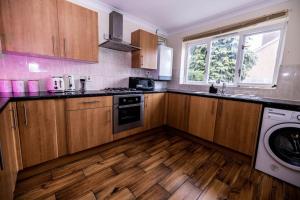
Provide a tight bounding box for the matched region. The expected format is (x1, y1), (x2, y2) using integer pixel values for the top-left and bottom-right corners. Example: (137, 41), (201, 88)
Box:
(241, 30), (281, 84)
(208, 35), (239, 84)
(187, 44), (207, 81)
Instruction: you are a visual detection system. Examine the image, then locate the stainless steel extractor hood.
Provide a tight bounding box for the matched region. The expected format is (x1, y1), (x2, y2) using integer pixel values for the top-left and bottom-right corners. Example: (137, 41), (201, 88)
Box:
(99, 11), (141, 52)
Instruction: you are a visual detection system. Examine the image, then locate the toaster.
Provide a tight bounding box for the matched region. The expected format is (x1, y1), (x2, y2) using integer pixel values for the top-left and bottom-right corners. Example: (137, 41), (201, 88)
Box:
(47, 76), (65, 93)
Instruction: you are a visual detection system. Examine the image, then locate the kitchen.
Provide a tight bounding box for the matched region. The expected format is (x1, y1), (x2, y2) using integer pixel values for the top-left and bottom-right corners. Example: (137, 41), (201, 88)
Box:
(0, 0), (300, 199)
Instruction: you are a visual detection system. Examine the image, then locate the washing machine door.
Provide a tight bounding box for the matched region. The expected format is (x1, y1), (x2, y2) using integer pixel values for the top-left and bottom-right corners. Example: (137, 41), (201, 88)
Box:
(264, 123), (300, 171)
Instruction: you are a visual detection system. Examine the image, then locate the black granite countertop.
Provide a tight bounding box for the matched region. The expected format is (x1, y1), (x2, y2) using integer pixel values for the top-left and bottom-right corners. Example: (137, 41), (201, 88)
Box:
(1, 89), (299, 113)
(0, 98), (10, 113)
(0, 90), (167, 112)
(167, 89), (300, 110)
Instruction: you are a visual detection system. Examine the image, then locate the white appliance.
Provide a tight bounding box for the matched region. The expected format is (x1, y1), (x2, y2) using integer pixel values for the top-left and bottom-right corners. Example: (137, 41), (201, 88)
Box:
(64, 75), (75, 92)
(255, 107), (300, 187)
(157, 45), (173, 80)
(47, 76), (65, 93)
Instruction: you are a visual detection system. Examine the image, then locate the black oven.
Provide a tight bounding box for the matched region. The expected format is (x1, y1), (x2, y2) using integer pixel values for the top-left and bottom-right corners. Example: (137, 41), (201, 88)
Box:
(113, 94), (144, 133)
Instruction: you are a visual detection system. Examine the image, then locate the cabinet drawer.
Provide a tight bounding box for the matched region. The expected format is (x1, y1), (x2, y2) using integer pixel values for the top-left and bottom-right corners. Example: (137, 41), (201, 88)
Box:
(66, 96), (112, 110)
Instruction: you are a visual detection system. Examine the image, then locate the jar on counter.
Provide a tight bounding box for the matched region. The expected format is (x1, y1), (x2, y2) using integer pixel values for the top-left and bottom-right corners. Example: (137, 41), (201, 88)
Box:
(0, 79), (12, 92)
(28, 80), (39, 93)
(12, 80), (25, 93)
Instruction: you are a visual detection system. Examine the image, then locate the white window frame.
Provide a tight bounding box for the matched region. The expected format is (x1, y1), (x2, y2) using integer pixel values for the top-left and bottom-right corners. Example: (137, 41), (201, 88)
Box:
(182, 22), (287, 88)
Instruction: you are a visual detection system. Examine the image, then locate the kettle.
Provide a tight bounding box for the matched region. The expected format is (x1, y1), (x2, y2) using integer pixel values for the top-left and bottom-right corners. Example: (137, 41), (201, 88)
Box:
(64, 75), (75, 92)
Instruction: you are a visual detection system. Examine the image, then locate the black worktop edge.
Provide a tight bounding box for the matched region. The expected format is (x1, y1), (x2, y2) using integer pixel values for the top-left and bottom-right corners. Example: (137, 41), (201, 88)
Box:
(167, 90), (300, 111)
(0, 98), (10, 113)
(1, 89), (300, 113)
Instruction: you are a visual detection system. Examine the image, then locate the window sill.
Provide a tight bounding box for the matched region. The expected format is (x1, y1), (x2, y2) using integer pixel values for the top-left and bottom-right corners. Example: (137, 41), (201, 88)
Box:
(180, 82), (277, 90)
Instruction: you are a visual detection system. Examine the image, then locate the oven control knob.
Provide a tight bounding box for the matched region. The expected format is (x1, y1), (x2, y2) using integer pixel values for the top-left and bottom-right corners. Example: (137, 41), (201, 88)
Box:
(297, 115), (300, 120)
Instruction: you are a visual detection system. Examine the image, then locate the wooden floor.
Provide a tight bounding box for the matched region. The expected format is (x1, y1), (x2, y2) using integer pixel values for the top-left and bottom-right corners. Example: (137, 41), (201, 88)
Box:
(14, 130), (300, 200)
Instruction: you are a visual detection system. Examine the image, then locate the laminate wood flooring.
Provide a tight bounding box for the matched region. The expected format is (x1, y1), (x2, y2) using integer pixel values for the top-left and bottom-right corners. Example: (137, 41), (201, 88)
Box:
(14, 131), (300, 200)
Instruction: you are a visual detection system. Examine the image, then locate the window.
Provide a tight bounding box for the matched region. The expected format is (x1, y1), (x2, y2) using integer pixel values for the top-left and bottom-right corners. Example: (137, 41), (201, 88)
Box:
(183, 23), (286, 87)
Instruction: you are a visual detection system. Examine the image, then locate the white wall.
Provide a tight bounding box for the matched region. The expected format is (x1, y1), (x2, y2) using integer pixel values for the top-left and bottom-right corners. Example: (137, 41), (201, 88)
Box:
(167, 0), (300, 100)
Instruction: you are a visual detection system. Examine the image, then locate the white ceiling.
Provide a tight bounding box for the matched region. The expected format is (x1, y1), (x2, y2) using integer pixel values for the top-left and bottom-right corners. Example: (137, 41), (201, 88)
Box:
(98, 0), (284, 34)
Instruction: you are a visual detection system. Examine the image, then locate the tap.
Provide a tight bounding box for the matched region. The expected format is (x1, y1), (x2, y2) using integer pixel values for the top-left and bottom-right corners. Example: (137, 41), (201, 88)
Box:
(220, 82), (227, 95)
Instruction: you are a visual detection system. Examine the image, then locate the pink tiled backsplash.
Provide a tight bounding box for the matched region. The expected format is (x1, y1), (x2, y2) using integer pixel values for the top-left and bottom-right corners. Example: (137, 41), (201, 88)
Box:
(0, 48), (158, 91)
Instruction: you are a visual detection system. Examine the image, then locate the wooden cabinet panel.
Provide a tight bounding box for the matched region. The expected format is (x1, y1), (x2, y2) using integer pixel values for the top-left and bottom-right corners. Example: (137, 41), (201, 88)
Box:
(167, 93), (190, 132)
(214, 100), (262, 156)
(131, 30), (158, 69)
(0, 104), (22, 199)
(65, 96), (112, 111)
(57, 0), (98, 62)
(0, 0), (60, 56)
(66, 107), (113, 154)
(17, 100), (63, 167)
(188, 96), (218, 142)
(145, 93), (167, 130)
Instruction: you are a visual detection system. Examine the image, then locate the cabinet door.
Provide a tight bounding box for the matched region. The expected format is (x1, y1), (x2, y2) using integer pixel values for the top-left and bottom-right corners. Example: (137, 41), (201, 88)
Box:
(66, 107), (113, 153)
(188, 96), (218, 142)
(214, 100), (262, 155)
(17, 100), (60, 167)
(167, 93), (190, 132)
(0, 104), (20, 199)
(131, 30), (158, 69)
(149, 93), (166, 129)
(57, 0), (98, 62)
(0, 0), (59, 56)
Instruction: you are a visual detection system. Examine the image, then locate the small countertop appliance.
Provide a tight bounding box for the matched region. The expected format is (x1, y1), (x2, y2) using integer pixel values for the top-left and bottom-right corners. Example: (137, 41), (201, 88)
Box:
(64, 75), (75, 92)
(47, 76), (65, 93)
(129, 77), (154, 91)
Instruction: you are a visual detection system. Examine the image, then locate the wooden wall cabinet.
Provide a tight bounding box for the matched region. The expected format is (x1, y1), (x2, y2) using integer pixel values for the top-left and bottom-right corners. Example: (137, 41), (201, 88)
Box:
(131, 29), (158, 69)
(167, 93), (190, 132)
(17, 100), (67, 168)
(0, 103), (22, 199)
(214, 100), (262, 156)
(66, 97), (113, 154)
(57, 0), (99, 62)
(0, 0), (98, 62)
(188, 96), (218, 142)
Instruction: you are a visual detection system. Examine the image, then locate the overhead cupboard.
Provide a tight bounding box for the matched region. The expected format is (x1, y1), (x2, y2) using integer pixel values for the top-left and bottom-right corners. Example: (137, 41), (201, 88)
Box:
(0, 0), (99, 62)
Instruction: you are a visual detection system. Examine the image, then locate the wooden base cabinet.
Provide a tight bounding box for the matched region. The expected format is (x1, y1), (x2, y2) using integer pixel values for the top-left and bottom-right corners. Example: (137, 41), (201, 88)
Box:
(167, 93), (190, 132)
(188, 96), (218, 142)
(144, 93), (167, 130)
(0, 103), (22, 200)
(214, 100), (262, 156)
(17, 100), (66, 168)
(66, 97), (113, 154)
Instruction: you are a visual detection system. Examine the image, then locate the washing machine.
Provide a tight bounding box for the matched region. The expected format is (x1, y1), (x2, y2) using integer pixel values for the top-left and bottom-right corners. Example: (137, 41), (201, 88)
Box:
(255, 107), (300, 187)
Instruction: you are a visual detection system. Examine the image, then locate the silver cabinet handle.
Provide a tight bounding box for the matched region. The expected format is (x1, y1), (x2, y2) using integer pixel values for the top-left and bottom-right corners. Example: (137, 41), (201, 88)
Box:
(23, 104), (28, 126)
(107, 109), (111, 124)
(0, 143), (4, 171)
(81, 101), (100, 104)
(52, 36), (55, 55)
(63, 38), (67, 57)
(10, 109), (17, 129)
(13, 109), (18, 129)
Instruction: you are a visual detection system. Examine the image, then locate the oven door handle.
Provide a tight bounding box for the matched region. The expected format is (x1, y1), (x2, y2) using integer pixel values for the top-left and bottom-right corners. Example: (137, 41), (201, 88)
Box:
(118, 103), (142, 109)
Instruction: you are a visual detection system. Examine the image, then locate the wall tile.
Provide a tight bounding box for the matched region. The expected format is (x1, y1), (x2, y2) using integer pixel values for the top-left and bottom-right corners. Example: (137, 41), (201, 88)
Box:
(0, 48), (158, 91)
